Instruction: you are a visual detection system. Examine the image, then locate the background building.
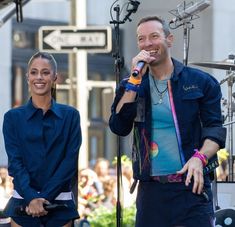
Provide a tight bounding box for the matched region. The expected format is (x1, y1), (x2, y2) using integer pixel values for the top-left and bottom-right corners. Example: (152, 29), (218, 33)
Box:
(0, 0), (235, 170)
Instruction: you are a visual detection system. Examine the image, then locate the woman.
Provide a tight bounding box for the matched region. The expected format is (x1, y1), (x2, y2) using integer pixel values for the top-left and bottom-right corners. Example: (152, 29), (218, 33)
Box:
(2, 52), (82, 227)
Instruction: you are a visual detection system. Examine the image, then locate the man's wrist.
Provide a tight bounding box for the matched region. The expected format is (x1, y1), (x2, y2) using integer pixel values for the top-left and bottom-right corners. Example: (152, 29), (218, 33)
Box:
(193, 149), (208, 167)
(127, 75), (142, 85)
(125, 82), (140, 92)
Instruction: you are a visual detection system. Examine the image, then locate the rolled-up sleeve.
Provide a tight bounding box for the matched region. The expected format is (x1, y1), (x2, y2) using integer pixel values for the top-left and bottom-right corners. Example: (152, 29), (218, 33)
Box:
(109, 81), (137, 136)
(109, 102), (137, 136)
(201, 127), (226, 148)
(200, 76), (226, 148)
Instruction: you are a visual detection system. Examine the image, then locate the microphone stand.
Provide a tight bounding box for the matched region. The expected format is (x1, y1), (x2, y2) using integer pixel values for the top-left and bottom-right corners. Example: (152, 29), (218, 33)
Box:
(169, 17), (194, 66)
(182, 21), (194, 65)
(169, 2), (195, 66)
(220, 69), (235, 181)
(0, 0), (31, 28)
(110, 5), (123, 227)
(15, 0), (23, 22)
(169, 1), (211, 65)
(110, 1), (139, 226)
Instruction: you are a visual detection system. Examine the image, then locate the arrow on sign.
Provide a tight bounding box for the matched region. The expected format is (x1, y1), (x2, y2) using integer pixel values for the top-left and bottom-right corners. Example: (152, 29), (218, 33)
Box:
(43, 30), (107, 51)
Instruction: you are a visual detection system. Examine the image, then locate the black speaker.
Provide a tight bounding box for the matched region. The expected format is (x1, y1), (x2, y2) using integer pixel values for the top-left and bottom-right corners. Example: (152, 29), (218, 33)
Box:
(215, 207), (235, 227)
(74, 218), (90, 227)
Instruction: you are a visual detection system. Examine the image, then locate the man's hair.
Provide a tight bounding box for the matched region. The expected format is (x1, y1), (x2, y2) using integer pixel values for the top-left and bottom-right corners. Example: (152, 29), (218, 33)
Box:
(27, 51), (57, 75)
(137, 16), (171, 37)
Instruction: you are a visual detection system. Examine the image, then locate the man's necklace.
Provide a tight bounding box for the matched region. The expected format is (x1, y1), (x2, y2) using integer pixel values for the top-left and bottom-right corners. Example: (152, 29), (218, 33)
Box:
(151, 76), (168, 104)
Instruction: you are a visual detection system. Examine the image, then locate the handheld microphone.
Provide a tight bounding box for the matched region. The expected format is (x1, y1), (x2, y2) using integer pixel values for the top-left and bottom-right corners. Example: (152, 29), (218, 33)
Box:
(132, 61), (145, 77)
(169, 0), (210, 24)
(15, 203), (68, 215)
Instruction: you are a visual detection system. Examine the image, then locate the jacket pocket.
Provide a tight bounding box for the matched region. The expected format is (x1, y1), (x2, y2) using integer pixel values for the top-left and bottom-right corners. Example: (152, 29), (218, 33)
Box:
(179, 90), (204, 123)
(178, 91), (204, 145)
(181, 90), (204, 100)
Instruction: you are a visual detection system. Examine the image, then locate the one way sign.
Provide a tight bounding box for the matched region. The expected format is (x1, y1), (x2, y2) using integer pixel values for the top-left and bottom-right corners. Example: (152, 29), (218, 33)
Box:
(39, 26), (112, 53)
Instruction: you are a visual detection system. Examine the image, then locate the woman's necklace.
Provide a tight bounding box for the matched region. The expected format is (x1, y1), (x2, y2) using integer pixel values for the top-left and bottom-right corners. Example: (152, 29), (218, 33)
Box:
(151, 76), (168, 104)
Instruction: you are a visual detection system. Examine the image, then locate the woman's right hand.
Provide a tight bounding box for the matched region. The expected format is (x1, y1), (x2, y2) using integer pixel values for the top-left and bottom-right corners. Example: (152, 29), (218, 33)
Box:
(26, 198), (48, 217)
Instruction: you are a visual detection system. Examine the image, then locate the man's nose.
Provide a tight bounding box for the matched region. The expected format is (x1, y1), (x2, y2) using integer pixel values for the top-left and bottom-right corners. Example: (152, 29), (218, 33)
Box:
(144, 38), (153, 46)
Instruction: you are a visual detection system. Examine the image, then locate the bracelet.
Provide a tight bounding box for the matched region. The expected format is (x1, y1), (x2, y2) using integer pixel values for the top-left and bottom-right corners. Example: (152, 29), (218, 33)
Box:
(128, 75), (142, 85)
(125, 82), (139, 92)
(193, 149), (208, 167)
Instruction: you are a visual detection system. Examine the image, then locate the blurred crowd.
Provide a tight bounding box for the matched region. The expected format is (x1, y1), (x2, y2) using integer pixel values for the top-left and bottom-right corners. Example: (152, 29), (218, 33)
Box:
(78, 156), (137, 218)
(216, 149), (230, 181)
(0, 167), (13, 212)
(0, 156), (136, 219)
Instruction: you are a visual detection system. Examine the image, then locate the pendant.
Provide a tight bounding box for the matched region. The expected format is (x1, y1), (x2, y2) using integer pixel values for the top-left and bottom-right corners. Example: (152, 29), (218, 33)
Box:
(158, 95), (163, 104)
(158, 98), (163, 104)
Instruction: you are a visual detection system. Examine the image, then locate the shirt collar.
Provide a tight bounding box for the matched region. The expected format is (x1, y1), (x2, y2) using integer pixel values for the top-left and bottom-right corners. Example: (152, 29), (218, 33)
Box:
(25, 98), (63, 120)
(171, 58), (184, 81)
(143, 58), (184, 82)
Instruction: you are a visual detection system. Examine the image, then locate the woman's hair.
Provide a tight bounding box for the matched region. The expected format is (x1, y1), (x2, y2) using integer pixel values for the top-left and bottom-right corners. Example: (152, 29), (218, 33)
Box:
(27, 51), (57, 75)
(137, 15), (171, 37)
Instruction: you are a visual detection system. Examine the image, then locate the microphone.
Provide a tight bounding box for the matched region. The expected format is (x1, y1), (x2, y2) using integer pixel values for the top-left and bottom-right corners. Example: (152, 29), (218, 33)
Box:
(132, 61), (145, 77)
(128, 0), (140, 13)
(15, 203), (68, 215)
(169, 0), (210, 24)
(123, 0), (140, 23)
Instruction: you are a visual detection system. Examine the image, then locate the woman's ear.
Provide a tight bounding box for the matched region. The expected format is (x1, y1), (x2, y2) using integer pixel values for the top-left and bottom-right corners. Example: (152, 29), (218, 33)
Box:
(54, 73), (58, 81)
(26, 73), (29, 83)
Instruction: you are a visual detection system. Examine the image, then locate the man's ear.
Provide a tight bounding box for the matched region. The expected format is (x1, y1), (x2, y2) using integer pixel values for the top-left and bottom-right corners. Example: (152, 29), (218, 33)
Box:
(166, 33), (174, 48)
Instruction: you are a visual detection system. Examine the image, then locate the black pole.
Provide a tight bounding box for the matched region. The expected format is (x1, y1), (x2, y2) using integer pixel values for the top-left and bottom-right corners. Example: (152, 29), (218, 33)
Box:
(0, 0), (31, 27)
(110, 1), (140, 226)
(111, 5), (123, 227)
(15, 0), (22, 22)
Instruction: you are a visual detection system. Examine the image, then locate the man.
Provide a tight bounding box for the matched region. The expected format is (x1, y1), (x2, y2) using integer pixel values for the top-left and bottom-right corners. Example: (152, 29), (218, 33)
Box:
(109, 16), (226, 227)
(3, 52), (81, 227)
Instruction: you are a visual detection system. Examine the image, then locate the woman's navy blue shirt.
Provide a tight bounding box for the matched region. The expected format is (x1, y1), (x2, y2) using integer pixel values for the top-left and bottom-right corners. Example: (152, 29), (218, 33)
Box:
(2, 98), (82, 204)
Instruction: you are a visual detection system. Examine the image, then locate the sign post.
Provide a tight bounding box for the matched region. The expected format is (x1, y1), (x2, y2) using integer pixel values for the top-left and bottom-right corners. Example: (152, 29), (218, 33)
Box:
(38, 23), (112, 170)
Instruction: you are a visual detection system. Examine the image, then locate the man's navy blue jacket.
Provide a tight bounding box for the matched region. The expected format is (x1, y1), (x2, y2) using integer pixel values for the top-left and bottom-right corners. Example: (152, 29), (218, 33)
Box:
(109, 59), (226, 182)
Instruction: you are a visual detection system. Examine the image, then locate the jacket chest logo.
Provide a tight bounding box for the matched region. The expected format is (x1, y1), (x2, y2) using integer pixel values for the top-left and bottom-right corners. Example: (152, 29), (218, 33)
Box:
(183, 85), (198, 91)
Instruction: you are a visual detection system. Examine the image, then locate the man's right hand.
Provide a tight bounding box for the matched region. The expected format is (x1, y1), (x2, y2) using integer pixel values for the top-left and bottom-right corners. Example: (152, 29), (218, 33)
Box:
(131, 50), (155, 78)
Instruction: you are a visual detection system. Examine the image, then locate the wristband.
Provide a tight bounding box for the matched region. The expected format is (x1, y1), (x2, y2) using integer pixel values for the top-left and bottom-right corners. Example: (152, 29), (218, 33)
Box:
(193, 149), (208, 167)
(128, 75), (142, 85)
(125, 82), (139, 92)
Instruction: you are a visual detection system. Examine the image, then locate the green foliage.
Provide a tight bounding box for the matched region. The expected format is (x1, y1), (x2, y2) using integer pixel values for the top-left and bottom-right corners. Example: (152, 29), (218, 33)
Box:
(87, 205), (136, 227)
(122, 205), (136, 227)
(112, 155), (132, 167)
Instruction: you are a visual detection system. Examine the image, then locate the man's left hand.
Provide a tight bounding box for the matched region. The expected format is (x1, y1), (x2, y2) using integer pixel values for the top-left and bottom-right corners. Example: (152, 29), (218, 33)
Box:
(177, 157), (204, 194)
